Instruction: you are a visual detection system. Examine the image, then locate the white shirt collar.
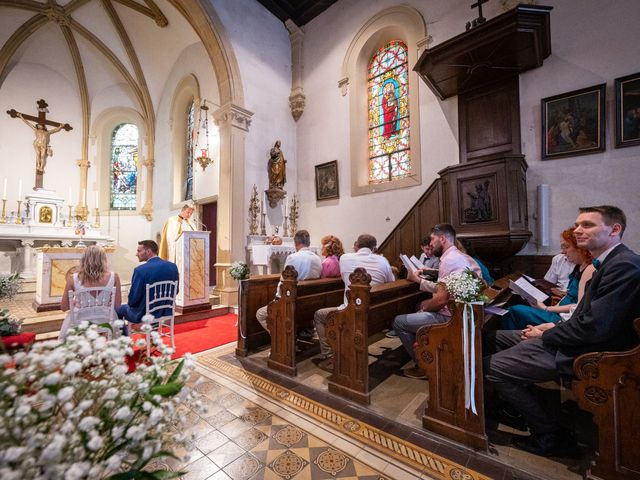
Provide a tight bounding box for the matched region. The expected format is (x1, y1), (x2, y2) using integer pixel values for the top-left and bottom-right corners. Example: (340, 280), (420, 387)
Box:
(595, 242), (621, 264)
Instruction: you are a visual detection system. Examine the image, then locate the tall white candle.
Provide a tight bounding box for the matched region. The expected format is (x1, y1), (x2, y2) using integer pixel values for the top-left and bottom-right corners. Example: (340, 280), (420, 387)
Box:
(68, 187), (73, 205)
(2, 178), (6, 200)
(95, 191), (99, 209)
(18, 180), (22, 200)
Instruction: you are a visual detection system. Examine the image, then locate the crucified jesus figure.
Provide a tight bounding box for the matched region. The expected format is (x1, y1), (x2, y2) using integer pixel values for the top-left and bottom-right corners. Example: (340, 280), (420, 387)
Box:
(17, 113), (67, 173)
(7, 99), (72, 189)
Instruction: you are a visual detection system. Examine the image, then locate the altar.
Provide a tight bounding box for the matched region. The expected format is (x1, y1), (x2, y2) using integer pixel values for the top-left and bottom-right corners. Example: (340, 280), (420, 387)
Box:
(245, 235), (319, 275)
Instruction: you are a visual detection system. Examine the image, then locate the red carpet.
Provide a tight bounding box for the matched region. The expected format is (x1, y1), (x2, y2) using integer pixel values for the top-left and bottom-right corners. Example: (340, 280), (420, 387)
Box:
(131, 313), (238, 360)
(169, 313), (237, 359)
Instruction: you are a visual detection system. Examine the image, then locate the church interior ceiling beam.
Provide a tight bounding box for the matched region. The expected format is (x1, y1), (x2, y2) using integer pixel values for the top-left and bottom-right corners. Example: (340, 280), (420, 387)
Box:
(112, 0), (167, 27)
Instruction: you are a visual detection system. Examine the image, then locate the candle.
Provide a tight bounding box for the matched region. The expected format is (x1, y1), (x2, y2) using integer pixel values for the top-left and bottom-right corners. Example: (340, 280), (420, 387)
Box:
(2, 178), (6, 200)
(284, 203), (287, 217)
(261, 199), (264, 213)
(18, 180), (22, 200)
(95, 190), (99, 209)
(68, 187), (72, 205)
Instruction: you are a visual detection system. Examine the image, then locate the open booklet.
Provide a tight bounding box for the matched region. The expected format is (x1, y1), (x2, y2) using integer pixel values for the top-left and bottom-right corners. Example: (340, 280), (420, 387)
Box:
(508, 277), (549, 305)
(399, 254), (438, 280)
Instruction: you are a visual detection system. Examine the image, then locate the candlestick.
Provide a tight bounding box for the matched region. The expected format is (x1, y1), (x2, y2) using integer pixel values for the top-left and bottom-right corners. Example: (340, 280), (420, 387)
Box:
(15, 200), (23, 224)
(67, 204), (73, 225)
(260, 212), (267, 236)
(94, 191), (99, 209)
(92, 207), (101, 229)
(18, 180), (22, 201)
(283, 215), (289, 237)
(2, 178), (6, 200)
(0, 199), (6, 223)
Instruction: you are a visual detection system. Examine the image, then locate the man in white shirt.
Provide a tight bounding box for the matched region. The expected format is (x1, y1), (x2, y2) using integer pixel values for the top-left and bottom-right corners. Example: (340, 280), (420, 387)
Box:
(393, 224), (482, 379)
(544, 244), (575, 290)
(256, 230), (322, 332)
(313, 234), (395, 371)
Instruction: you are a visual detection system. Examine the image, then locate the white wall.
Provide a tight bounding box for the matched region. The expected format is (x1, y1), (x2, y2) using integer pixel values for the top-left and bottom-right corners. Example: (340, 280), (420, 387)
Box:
(293, 0), (640, 253)
(211, 0), (297, 235)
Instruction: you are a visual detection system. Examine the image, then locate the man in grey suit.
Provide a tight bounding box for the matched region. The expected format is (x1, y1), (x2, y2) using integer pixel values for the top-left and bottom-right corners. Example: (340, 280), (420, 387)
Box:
(484, 205), (640, 456)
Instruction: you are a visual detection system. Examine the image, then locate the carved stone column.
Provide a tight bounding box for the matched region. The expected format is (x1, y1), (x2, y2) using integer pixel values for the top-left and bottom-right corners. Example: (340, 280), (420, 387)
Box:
(75, 158), (90, 220)
(285, 20), (306, 122)
(20, 240), (36, 279)
(141, 151), (154, 221)
(213, 103), (253, 306)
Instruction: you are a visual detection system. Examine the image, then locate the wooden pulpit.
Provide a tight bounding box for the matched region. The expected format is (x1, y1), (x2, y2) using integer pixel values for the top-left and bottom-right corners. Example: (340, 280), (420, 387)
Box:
(175, 230), (211, 314)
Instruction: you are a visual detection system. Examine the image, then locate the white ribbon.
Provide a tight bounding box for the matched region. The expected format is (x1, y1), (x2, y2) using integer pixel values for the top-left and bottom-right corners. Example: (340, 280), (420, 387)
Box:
(462, 302), (479, 415)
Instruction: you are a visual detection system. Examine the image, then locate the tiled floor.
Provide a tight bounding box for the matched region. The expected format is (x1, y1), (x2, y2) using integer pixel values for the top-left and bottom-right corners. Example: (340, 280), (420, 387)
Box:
(151, 345), (429, 479)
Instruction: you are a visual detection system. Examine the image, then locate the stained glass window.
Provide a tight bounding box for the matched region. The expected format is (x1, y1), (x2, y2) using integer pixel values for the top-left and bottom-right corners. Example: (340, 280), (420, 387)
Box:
(185, 101), (195, 201)
(110, 123), (138, 210)
(367, 40), (410, 184)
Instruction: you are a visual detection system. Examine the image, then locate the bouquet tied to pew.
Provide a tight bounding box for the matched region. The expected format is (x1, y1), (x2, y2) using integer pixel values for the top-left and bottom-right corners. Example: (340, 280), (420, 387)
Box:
(0, 322), (203, 479)
(229, 261), (250, 281)
(440, 268), (487, 304)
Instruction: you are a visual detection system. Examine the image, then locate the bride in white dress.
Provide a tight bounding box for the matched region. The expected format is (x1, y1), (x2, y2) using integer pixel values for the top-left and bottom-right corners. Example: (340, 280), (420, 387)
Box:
(59, 245), (122, 339)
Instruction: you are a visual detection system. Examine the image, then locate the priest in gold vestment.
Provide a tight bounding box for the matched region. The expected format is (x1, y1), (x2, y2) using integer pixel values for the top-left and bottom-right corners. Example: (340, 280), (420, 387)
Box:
(159, 204), (196, 263)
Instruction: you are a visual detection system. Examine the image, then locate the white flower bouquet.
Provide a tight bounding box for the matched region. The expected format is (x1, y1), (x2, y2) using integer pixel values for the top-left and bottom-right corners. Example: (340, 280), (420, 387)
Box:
(440, 268), (487, 304)
(0, 310), (22, 337)
(229, 261), (250, 281)
(0, 323), (201, 479)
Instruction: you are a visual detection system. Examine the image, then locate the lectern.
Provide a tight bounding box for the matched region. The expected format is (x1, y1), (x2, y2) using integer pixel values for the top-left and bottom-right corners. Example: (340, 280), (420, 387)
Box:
(175, 230), (210, 314)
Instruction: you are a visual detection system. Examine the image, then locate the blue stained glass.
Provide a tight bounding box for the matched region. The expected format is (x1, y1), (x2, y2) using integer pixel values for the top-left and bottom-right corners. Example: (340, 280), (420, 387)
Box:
(185, 101), (194, 201)
(110, 123), (138, 210)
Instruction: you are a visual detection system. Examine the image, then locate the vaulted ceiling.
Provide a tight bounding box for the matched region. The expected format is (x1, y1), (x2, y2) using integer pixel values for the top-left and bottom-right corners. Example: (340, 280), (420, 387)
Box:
(256, 0), (338, 26)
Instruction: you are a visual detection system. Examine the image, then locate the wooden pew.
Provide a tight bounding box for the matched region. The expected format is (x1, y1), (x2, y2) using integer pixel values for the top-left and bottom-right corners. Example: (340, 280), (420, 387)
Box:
(325, 268), (429, 405)
(236, 273), (281, 357)
(266, 266), (344, 376)
(572, 318), (640, 480)
(415, 302), (488, 450)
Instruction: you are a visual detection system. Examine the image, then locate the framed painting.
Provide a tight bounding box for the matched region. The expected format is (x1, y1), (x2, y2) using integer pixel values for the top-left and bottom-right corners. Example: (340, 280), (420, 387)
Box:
(315, 160), (339, 201)
(541, 84), (606, 160)
(615, 71), (640, 148)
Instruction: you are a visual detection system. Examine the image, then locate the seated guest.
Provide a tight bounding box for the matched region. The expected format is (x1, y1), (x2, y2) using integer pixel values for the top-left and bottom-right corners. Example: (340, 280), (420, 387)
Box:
(484, 205), (640, 456)
(418, 237), (440, 270)
(116, 240), (179, 327)
(544, 240), (576, 291)
(256, 230), (322, 332)
(313, 234), (395, 371)
(60, 245), (122, 338)
(319, 235), (344, 278)
(456, 240), (494, 284)
(394, 224), (482, 379)
(501, 227), (594, 330)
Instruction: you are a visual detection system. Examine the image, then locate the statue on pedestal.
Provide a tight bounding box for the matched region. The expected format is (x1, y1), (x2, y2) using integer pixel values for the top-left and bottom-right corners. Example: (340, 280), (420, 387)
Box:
(266, 140), (287, 208)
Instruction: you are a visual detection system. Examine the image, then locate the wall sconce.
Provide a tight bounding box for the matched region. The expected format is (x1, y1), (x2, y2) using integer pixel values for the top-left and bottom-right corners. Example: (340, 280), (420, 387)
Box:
(194, 103), (213, 171)
(537, 184), (550, 247)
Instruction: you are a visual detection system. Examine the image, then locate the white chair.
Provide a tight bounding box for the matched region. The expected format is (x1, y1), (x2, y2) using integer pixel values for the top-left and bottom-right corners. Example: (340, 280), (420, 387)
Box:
(67, 286), (118, 338)
(145, 280), (178, 356)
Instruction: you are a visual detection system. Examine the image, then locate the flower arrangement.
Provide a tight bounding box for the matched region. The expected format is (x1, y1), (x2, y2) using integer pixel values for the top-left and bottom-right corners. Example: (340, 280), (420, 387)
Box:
(440, 268), (487, 304)
(0, 323), (201, 479)
(0, 309), (22, 337)
(229, 261), (250, 281)
(0, 272), (22, 300)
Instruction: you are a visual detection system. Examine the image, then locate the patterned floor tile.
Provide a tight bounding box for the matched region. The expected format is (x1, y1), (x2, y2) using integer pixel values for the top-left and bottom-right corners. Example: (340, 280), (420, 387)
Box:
(233, 427), (269, 450)
(267, 449), (309, 480)
(196, 430), (230, 455)
(222, 452), (264, 480)
(207, 441), (245, 469)
(240, 406), (272, 426)
(204, 409), (237, 428)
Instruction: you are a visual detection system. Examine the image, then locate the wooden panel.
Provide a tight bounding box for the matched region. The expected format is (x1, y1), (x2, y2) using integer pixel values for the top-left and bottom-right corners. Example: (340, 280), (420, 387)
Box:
(237, 274), (280, 356)
(459, 78), (521, 162)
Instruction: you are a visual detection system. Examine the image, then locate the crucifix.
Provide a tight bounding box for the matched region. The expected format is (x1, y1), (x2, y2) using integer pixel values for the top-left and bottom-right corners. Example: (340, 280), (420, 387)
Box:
(466, 0), (489, 31)
(6, 99), (72, 190)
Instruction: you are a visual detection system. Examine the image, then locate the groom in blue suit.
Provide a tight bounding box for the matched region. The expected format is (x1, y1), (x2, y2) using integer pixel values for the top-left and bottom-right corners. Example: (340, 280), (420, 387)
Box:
(484, 205), (640, 456)
(116, 240), (179, 325)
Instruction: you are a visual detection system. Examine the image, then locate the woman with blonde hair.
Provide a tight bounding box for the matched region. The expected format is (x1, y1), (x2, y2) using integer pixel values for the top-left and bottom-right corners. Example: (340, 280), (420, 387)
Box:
(59, 245), (122, 338)
(320, 235), (344, 278)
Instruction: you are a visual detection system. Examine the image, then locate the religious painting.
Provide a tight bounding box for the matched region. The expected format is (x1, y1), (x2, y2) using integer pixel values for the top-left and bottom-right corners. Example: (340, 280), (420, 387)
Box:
(367, 40), (411, 184)
(315, 160), (339, 201)
(541, 84), (606, 160)
(459, 176), (497, 224)
(615, 72), (640, 148)
(110, 123), (139, 210)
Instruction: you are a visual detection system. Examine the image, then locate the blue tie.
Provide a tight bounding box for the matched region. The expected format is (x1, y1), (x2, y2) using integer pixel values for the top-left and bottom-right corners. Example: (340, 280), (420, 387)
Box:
(592, 259), (601, 269)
